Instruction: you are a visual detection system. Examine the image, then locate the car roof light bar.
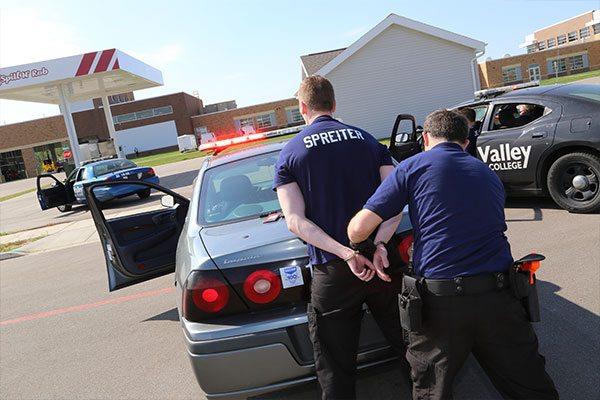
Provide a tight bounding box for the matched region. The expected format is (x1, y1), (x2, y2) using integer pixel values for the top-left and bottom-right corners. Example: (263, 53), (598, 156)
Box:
(474, 81), (540, 100)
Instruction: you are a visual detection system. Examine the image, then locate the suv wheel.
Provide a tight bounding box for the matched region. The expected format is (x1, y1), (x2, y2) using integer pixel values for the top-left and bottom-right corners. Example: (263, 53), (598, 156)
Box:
(547, 152), (600, 213)
(137, 188), (151, 199)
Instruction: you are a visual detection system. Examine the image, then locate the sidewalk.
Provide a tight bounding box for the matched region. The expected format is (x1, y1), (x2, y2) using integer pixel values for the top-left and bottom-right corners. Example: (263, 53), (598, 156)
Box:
(0, 219), (99, 254)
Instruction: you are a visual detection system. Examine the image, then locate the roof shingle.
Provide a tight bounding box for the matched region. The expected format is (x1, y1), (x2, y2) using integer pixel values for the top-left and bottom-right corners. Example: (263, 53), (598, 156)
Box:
(300, 48), (346, 76)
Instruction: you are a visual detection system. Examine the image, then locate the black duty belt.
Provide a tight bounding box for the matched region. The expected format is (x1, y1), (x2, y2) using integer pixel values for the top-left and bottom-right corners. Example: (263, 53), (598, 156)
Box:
(423, 272), (509, 296)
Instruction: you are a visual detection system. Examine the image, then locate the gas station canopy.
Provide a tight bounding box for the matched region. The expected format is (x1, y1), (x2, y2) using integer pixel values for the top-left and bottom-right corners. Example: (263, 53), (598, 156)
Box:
(0, 49), (163, 165)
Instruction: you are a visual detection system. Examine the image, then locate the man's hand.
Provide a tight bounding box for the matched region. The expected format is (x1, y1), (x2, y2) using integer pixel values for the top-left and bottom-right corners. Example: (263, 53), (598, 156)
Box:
(346, 253), (376, 282)
(373, 243), (391, 282)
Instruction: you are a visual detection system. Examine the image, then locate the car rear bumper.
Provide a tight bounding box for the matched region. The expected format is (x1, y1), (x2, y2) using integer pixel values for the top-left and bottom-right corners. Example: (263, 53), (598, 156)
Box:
(182, 307), (395, 399)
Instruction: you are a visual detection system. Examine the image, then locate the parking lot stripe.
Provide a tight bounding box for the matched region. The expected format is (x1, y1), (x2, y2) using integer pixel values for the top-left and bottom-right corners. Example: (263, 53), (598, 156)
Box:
(0, 286), (175, 327)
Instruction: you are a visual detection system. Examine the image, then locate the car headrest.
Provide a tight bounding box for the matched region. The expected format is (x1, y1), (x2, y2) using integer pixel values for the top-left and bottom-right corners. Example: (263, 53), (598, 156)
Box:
(219, 175), (254, 201)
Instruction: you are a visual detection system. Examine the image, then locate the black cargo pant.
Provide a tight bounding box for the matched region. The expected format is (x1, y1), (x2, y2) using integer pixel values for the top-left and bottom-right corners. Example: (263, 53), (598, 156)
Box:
(307, 259), (411, 400)
(407, 288), (558, 400)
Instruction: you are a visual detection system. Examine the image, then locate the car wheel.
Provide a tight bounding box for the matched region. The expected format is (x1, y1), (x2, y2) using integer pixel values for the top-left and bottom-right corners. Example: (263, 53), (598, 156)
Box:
(547, 152), (600, 213)
(137, 188), (151, 199)
(56, 204), (72, 212)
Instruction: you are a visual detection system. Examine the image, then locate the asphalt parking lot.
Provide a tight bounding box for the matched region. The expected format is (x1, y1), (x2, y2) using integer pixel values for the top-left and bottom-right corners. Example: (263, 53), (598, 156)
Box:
(1, 158), (599, 399)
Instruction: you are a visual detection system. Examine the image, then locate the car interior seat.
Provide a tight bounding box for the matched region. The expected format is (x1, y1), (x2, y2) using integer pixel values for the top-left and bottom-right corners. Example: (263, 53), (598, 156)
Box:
(219, 175), (256, 205)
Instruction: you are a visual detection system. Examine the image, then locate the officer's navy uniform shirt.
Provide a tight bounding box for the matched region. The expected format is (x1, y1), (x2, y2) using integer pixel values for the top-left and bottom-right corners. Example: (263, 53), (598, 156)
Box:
(273, 115), (393, 266)
(365, 142), (513, 279)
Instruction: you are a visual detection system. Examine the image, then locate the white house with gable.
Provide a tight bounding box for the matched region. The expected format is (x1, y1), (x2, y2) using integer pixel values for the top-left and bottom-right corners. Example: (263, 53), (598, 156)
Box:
(300, 14), (486, 138)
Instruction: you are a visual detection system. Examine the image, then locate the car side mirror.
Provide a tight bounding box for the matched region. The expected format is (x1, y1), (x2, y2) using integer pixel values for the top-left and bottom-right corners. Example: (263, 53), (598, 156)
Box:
(161, 195), (175, 208)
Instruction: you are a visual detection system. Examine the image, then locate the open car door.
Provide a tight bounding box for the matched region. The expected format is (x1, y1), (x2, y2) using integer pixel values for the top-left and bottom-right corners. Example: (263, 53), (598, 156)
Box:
(85, 181), (190, 291)
(389, 114), (423, 162)
(36, 174), (75, 210)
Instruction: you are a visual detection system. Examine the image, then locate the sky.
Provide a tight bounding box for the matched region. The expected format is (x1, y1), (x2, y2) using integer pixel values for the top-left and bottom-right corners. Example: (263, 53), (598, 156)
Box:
(0, 0), (598, 125)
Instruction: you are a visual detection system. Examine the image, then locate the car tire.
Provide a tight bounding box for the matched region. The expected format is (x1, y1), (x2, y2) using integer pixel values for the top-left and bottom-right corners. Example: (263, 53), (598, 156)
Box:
(56, 204), (72, 212)
(547, 152), (600, 213)
(137, 188), (151, 199)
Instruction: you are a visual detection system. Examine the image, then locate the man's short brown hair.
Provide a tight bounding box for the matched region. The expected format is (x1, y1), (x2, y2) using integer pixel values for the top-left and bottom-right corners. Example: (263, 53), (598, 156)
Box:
(298, 75), (335, 112)
(458, 107), (476, 123)
(423, 109), (468, 143)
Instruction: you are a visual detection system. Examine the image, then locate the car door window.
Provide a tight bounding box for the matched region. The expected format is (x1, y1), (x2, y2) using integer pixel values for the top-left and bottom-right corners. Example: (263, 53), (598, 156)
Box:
(66, 168), (79, 183)
(77, 168), (88, 181)
(489, 103), (546, 132)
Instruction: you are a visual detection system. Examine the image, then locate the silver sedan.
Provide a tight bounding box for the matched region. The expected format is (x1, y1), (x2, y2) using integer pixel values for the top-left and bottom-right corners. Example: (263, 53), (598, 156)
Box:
(85, 141), (413, 399)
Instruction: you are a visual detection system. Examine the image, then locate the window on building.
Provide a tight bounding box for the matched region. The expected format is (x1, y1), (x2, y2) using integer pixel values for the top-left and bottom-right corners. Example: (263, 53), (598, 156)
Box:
(115, 112), (136, 124)
(501, 65), (522, 83)
(153, 106), (173, 116)
(547, 58), (567, 75)
(286, 107), (304, 124)
(195, 126), (208, 135)
(537, 41), (546, 51)
(255, 112), (275, 129)
(547, 38), (556, 48)
(567, 31), (578, 42)
(236, 116), (255, 134)
(569, 54), (586, 71)
(112, 105), (173, 124)
(579, 27), (590, 39)
(557, 34), (567, 45)
(526, 44), (536, 54)
(135, 109), (154, 120)
(594, 23), (600, 35)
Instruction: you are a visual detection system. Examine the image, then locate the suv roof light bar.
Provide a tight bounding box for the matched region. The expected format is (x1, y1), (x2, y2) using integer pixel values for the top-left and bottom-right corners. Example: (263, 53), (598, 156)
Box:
(474, 81), (540, 100)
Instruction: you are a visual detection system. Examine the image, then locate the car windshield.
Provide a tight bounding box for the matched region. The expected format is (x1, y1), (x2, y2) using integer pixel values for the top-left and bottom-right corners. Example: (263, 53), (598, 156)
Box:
(199, 151), (280, 225)
(92, 160), (136, 177)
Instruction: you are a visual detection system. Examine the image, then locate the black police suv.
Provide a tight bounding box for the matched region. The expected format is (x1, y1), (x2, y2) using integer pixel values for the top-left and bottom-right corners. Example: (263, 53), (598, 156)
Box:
(389, 83), (600, 213)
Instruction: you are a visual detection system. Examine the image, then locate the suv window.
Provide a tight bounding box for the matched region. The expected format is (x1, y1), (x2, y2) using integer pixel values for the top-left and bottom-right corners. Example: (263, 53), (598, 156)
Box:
(489, 103), (545, 131)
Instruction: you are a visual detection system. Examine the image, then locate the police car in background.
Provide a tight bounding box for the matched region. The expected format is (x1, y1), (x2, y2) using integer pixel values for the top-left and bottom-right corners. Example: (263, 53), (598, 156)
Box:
(390, 82), (600, 213)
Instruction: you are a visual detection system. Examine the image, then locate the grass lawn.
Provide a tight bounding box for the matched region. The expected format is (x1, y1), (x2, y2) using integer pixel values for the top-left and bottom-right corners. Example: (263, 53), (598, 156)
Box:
(129, 149), (209, 167)
(0, 188), (36, 203)
(541, 69), (600, 86)
(0, 235), (46, 253)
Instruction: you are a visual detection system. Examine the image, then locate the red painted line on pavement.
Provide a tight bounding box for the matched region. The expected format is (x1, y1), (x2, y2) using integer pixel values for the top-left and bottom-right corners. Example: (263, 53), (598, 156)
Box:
(0, 286), (175, 327)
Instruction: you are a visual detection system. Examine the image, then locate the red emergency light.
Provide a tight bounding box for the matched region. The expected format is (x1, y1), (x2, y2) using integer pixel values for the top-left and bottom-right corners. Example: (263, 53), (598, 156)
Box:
(199, 133), (266, 152)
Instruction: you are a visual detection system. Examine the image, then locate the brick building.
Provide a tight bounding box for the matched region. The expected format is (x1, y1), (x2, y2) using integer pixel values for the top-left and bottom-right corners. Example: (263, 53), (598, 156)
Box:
(192, 98), (302, 139)
(0, 92), (301, 181)
(0, 92), (203, 180)
(479, 10), (600, 88)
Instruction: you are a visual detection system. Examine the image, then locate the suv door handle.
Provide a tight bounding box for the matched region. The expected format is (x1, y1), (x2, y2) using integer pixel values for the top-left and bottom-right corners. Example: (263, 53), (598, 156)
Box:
(532, 132), (547, 139)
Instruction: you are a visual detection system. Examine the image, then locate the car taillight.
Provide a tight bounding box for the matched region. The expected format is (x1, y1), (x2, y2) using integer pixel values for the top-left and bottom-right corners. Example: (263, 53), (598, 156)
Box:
(243, 270), (281, 304)
(397, 233), (414, 264)
(147, 168), (155, 176)
(182, 270), (248, 322)
(191, 277), (229, 313)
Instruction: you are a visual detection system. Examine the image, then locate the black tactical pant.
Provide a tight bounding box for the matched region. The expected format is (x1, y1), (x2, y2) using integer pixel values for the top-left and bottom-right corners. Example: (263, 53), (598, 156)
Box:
(307, 259), (411, 400)
(407, 288), (558, 400)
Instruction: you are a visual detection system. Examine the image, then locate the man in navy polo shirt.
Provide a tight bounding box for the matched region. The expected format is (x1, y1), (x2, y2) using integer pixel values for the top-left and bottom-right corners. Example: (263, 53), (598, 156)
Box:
(347, 110), (557, 399)
(274, 75), (410, 399)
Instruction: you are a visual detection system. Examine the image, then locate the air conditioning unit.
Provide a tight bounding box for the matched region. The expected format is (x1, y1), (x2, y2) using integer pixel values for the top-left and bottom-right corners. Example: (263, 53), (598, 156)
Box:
(178, 135), (197, 152)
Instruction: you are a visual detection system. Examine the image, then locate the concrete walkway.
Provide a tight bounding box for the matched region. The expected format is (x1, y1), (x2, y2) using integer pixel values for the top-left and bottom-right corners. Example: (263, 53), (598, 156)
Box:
(1, 202), (160, 254)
